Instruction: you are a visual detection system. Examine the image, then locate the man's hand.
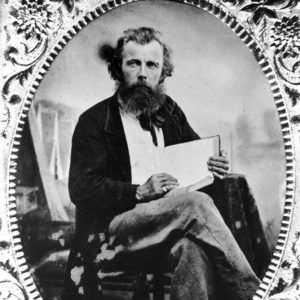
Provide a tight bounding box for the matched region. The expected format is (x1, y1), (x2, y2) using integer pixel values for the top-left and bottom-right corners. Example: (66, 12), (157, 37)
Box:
(136, 173), (179, 201)
(207, 150), (229, 179)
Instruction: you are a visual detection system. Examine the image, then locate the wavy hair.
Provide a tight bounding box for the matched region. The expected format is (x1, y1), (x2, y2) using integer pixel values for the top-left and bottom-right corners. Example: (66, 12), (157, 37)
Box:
(99, 27), (174, 84)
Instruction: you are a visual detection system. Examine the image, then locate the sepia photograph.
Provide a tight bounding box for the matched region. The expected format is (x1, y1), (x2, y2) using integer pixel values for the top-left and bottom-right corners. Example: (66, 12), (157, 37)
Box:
(11, 0), (288, 299)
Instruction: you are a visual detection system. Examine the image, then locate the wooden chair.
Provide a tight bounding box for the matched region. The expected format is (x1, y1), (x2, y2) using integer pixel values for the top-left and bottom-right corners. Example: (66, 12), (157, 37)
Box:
(33, 174), (270, 300)
(93, 173), (270, 299)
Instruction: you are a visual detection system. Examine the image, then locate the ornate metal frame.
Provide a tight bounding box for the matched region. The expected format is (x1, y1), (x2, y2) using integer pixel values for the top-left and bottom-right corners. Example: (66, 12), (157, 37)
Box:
(1, 0), (300, 299)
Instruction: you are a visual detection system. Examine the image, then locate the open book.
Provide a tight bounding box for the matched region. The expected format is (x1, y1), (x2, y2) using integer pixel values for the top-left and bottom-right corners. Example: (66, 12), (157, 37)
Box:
(163, 135), (220, 193)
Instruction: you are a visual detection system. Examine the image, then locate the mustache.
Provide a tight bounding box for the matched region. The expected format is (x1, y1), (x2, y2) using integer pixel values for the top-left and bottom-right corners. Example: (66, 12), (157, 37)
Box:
(118, 82), (166, 116)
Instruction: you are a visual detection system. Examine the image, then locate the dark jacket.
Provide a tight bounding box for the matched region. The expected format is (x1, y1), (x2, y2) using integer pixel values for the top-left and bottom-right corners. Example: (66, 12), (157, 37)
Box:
(62, 94), (199, 299)
(63, 94), (270, 299)
(68, 93), (199, 238)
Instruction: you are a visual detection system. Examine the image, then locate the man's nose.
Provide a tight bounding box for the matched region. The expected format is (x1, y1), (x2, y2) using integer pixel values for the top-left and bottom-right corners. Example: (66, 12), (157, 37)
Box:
(137, 64), (147, 82)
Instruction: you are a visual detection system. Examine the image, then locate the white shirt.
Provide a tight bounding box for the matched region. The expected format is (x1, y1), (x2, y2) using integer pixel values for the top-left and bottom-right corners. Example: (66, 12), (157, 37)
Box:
(120, 109), (164, 185)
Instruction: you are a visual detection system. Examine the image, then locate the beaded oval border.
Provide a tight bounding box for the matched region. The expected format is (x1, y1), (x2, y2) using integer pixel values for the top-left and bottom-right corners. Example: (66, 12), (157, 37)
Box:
(6, 0), (295, 299)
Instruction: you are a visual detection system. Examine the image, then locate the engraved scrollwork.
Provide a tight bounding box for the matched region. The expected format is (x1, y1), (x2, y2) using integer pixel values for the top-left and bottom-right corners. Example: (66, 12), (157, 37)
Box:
(0, 221), (26, 300)
(285, 85), (300, 125)
(269, 232), (300, 299)
(0, 248), (26, 300)
(240, 1), (278, 25)
(3, 39), (48, 105)
(220, 1), (300, 105)
(0, 0), (299, 299)
(223, 0), (300, 22)
(49, 0), (76, 13)
(220, 1), (300, 46)
(0, 102), (10, 138)
(222, 0), (246, 6)
(2, 0), (62, 104)
(285, 85), (300, 107)
(1, 0), (67, 137)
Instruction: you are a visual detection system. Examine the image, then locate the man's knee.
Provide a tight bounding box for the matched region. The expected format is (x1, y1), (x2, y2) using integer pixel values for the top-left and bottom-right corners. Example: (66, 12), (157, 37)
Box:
(167, 191), (217, 223)
(182, 191), (215, 213)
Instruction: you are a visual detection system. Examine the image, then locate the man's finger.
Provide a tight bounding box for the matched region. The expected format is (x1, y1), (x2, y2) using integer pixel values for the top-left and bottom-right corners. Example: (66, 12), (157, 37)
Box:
(207, 161), (229, 170)
(157, 173), (178, 182)
(151, 174), (169, 182)
(209, 156), (229, 164)
(208, 165), (228, 175)
(160, 179), (179, 186)
(164, 184), (179, 191)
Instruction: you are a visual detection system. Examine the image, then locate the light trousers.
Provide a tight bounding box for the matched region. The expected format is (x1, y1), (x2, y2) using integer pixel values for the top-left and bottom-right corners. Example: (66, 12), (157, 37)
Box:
(105, 191), (260, 300)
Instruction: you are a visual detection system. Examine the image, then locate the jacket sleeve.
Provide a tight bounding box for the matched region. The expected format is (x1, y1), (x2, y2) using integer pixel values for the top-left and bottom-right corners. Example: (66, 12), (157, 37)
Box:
(68, 114), (138, 216)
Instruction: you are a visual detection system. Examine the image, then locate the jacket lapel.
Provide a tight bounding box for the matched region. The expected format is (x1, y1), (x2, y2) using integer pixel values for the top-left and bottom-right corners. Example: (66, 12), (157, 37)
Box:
(161, 98), (177, 147)
(104, 94), (132, 182)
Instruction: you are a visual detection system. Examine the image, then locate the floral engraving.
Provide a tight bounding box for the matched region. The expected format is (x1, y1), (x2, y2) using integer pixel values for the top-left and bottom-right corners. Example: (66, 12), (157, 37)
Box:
(240, 0), (278, 25)
(269, 16), (300, 84)
(1, 0), (67, 136)
(224, 0), (300, 24)
(0, 239), (26, 300)
(10, 1), (56, 40)
(0, 0), (300, 299)
(270, 16), (300, 59)
(2, 0), (62, 104)
(221, 0), (300, 49)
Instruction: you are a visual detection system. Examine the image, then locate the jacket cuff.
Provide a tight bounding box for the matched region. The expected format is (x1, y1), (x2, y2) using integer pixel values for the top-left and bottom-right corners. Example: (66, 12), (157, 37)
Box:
(120, 183), (139, 210)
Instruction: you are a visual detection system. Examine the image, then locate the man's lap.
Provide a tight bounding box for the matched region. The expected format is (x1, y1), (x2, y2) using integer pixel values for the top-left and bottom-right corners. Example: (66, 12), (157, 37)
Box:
(63, 189), (259, 300)
(108, 191), (214, 249)
(99, 191), (219, 273)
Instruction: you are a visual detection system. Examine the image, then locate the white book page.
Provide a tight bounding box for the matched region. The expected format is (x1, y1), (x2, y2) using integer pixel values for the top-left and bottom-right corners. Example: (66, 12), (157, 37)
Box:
(162, 136), (220, 188)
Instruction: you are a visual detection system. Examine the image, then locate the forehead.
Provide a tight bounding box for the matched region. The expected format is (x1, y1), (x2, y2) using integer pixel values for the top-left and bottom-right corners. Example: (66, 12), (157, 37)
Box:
(122, 40), (163, 61)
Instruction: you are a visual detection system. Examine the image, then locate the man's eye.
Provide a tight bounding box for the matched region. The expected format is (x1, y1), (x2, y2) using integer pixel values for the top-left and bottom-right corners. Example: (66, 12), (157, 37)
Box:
(147, 62), (158, 68)
(127, 60), (138, 66)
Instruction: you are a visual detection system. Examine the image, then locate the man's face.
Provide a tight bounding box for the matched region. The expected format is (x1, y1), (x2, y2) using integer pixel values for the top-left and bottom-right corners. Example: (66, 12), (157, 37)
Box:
(121, 40), (164, 90)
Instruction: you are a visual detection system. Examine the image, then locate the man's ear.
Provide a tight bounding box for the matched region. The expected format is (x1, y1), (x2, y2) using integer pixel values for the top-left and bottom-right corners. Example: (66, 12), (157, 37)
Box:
(158, 74), (165, 85)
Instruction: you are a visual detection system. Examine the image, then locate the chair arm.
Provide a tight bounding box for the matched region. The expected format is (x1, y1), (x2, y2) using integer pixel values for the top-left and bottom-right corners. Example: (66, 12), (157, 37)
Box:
(201, 173), (271, 278)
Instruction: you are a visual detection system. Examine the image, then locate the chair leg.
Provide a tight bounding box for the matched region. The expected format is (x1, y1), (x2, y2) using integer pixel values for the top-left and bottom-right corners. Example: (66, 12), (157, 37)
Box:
(132, 273), (150, 300)
(153, 273), (165, 300)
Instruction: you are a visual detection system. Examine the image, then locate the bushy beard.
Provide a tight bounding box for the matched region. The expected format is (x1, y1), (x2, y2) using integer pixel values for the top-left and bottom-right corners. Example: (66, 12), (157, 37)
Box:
(118, 82), (166, 117)
(118, 81), (167, 145)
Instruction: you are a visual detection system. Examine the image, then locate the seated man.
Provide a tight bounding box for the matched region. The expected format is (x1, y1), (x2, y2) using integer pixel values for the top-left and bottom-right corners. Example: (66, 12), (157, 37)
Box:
(62, 27), (260, 300)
